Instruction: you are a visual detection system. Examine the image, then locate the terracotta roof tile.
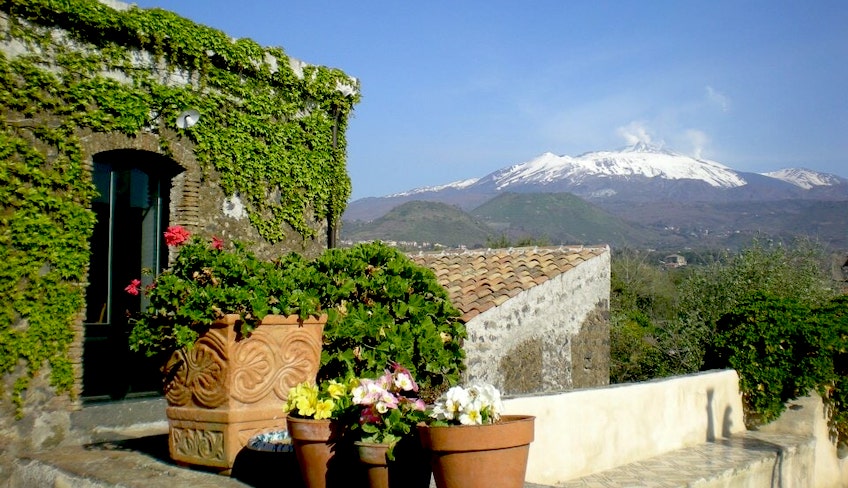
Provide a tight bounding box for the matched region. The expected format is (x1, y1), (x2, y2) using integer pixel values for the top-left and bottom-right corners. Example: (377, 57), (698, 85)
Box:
(410, 245), (608, 323)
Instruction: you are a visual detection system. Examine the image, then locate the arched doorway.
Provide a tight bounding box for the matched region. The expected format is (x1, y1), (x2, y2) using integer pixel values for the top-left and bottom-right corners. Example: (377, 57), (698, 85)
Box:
(83, 150), (181, 401)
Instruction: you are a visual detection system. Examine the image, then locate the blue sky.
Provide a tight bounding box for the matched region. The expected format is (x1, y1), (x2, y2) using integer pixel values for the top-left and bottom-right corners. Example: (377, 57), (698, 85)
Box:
(133, 1), (847, 200)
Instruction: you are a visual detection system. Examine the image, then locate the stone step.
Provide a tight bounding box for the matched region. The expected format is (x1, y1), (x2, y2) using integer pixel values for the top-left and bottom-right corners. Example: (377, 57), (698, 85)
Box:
(554, 432), (814, 488)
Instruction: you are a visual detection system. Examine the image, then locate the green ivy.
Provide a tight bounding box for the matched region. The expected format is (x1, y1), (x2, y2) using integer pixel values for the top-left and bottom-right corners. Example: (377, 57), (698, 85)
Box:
(0, 0), (358, 412)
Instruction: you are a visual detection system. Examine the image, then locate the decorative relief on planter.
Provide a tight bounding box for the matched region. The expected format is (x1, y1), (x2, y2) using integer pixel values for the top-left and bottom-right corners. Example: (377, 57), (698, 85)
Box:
(165, 331), (229, 408)
(170, 426), (226, 463)
(230, 321), (323, 404)
(165, 314), (326, 471)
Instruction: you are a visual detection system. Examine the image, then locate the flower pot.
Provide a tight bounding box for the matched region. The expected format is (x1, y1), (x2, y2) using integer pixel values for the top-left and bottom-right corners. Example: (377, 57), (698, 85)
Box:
(287, 416), (359, 488)
(355, 438), (431, 488)
(165, 313), (326, 471)
(355, 441), (391, 488)
(418, 415), (535, 488)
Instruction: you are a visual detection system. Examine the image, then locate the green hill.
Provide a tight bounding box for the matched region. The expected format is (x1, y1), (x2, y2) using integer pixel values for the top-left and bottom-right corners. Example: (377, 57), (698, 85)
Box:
(471, 192), (660, 246)
(341, 200), (495, 247)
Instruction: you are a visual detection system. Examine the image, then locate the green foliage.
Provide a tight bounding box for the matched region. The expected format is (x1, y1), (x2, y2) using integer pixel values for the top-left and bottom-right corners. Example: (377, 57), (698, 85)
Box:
(611, 239), (835, 383)
(472, 192), (658, 246)
(128, 234), (323, 356)
(485, 234), (550, 248)
(711, 293), (848, 444)
(678, 238), (833, 333)
(311, 242), (466, 403)
(129, 240), (467, 404)
(610, 239), (847, 443)
(345, 201), (495, 249)
(0, 0), (358, 410)
(609, 311), (668, 382)
(609, 249), (701, 382)
(816, 296), (848, 445)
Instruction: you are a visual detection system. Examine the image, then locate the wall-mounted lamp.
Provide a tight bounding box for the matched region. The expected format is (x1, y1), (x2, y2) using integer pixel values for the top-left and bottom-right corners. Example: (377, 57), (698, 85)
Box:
(176, 109), (200, 129)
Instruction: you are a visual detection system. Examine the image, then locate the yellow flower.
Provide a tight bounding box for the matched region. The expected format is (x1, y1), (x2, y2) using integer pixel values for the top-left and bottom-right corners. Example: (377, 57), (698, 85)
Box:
(314, 399), (335, 420)
(296, 395), (316, 417)
(327, 380), (346, 400)
(285, 382), (320, 417)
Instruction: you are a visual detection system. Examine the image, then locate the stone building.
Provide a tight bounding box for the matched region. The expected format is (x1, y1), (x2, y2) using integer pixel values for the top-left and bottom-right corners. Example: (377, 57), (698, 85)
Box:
(0, 0), (358, 464)
(412, 245), (611, 395)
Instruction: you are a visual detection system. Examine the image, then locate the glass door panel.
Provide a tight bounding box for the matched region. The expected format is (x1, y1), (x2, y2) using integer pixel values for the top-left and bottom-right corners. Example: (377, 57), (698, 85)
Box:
(83, 151), (176, 401)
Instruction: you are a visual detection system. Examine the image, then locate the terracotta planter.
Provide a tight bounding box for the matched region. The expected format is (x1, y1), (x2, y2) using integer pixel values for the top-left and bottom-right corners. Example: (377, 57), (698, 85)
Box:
(418, 415), (535, 488)
(287, 416), (359, 488)
(355, 438), (431, 488)
(165, 313), (326, 471)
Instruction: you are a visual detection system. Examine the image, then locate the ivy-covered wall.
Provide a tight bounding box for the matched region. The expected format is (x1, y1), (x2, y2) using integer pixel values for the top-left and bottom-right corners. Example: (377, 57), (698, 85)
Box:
(0, 0), (359, 427)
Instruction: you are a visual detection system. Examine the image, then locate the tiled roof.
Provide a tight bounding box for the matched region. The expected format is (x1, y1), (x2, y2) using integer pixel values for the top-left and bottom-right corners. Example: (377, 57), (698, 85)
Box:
(410, 245), (608, 323)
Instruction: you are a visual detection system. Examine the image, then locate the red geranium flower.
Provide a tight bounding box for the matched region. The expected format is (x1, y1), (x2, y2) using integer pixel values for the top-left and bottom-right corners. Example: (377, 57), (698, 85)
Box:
(212, 236), (224, 250)
(124, 279), (141, 296)
(164, 225), (191, 247)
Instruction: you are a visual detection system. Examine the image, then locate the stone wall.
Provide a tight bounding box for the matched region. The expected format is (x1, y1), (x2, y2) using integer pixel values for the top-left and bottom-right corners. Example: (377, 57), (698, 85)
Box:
(464, 249), (610, 395)
(0, 3), (346, 476)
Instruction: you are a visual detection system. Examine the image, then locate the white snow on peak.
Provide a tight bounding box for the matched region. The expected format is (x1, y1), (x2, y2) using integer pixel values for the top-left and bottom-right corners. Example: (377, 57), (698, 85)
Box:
(762, 168), (840, 189)
(388, 178), (480, 197)
(493, 143), (747, 190)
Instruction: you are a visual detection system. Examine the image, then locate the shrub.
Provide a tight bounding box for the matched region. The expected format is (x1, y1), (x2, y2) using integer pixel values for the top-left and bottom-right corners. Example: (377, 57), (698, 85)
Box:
(610, 310), (668, 383)
(711, 292), (848, 445)
(309, 242), (466, 402)
(813, 295), (848, 445)
(679, 238), (834, 336)
(609, 249), (699, 382)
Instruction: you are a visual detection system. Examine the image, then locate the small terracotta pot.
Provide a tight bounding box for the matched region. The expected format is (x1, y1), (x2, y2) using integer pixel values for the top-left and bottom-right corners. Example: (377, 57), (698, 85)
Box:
(418, 415), (535, 488)
(355, 438), (431, 488)
(355, 442), (391, 488)
(287, 416), (345, 488)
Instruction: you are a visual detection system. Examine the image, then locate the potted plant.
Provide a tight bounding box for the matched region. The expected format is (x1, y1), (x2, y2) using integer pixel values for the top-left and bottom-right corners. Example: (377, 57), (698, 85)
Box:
(285, 378), (360, 488)
(128, 226), (326, 472)
(350, 363), (431, 488)
(418, 383), (535, 488)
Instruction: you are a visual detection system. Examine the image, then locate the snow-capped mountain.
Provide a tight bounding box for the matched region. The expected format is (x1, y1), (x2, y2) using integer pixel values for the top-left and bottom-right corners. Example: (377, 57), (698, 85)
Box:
(762, 168), (844, 189)
(484, 143), (747, 191)
(344, 143), (848, 222)
(389, 178), (480, 198)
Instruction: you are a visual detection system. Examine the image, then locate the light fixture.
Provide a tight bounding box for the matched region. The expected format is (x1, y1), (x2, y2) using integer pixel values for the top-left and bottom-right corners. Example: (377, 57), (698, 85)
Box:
(176, 109), (200, 129)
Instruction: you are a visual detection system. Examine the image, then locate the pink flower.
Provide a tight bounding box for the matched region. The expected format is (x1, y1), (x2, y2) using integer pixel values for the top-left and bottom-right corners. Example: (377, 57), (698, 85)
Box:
(211, 236), (224, 250)
(359, 405), (381, 424)
(163, 226), (191, 247)
(391, 362), (419, 392)
(124, 279), (141, 296)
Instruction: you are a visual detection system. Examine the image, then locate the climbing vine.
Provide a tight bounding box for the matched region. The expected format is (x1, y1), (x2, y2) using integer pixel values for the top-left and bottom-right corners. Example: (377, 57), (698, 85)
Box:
(0, 0), (358, 412)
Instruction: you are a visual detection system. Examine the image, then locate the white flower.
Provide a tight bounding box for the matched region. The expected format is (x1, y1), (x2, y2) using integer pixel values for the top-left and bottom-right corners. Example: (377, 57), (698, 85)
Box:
(430, 383), (502, 425)
(352, 384), (368, 405)
(430, 402), (451, 421)
(459, 406), (482, 425)
(394, 372), (414, 391)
